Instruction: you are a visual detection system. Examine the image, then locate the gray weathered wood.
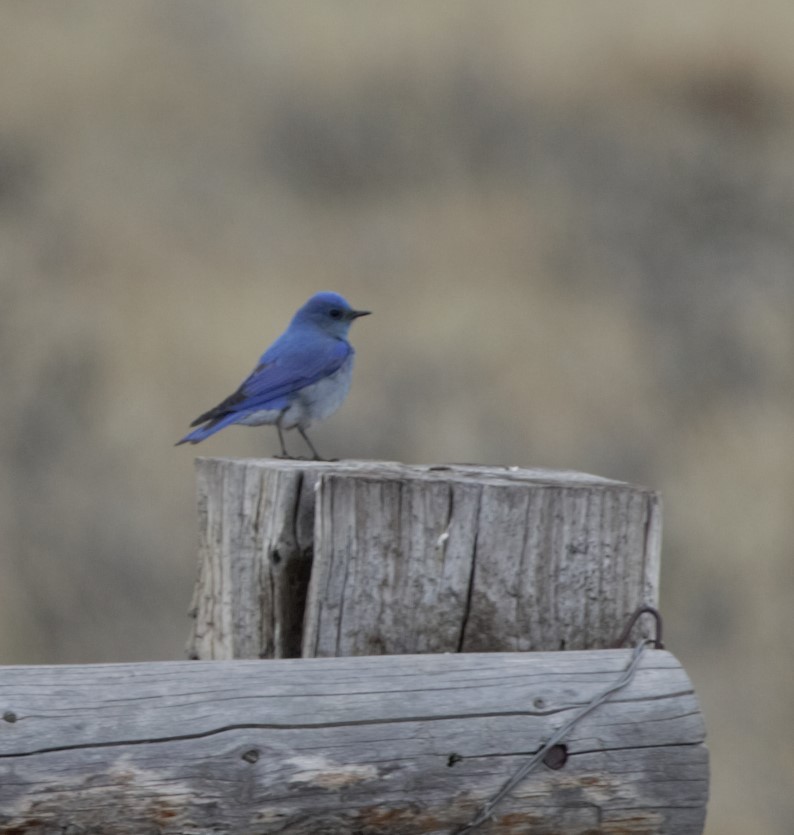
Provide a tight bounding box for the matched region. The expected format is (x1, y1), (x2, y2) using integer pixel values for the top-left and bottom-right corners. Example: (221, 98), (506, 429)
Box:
(0, 649), (707, 834)
(187, 458), (317, 659)
(187, 459), (661, 659)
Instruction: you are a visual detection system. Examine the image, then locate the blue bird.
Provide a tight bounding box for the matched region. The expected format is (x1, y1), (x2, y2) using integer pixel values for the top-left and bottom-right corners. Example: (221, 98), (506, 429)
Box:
(177, 292), (370, 459)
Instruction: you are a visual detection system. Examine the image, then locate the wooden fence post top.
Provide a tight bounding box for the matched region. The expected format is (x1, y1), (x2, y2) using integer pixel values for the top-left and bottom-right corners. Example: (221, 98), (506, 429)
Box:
(188, 457), (662, 660)
(195, 456), (650, 490)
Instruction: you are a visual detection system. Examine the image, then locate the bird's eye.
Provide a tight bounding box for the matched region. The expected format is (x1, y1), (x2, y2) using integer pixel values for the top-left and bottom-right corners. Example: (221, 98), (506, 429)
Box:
(329, 308), (342, 319)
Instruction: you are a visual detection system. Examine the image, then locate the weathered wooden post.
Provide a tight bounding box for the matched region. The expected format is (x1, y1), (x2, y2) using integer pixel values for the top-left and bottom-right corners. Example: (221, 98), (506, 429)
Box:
(0, 458), (708, 834)
(187, 459), (663, 659)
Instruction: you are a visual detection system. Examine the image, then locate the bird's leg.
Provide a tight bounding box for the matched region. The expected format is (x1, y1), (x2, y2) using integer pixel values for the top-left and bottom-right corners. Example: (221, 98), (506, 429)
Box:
(298, 426), (324, 461)
(274, 418), (292, 459)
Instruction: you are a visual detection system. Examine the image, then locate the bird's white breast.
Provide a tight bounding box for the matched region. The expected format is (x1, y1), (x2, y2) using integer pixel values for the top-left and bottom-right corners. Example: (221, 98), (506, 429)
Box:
(235, 354), (354, 430)
(281, 354), (355, 429)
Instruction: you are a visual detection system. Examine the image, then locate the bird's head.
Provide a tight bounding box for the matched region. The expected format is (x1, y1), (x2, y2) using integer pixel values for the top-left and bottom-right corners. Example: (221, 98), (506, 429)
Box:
(293, 292), (371, 337)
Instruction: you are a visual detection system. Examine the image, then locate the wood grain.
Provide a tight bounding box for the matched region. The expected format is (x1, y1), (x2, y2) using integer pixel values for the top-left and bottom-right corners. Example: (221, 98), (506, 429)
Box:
(0, 649), (707, 834)
(187, 458), (318, 659)
(185, 458), (660, 659)
(305, 465), (661, 656)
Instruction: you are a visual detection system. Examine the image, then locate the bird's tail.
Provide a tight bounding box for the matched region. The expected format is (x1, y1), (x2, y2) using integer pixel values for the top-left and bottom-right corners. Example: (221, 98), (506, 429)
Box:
(175, 413), (239, 446)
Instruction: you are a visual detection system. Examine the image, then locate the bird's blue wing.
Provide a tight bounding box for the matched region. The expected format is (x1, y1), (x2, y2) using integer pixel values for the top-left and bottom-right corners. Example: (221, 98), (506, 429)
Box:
(238, 338), (352, 409)
(185, 337), (352, 430)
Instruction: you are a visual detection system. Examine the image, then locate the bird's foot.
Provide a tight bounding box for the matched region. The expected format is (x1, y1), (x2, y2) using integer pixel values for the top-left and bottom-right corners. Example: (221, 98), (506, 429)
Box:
(272, 452), (336, 463)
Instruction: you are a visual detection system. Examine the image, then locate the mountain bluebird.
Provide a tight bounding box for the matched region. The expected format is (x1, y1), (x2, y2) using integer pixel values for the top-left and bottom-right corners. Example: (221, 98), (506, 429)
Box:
(177, 292), (370, 459)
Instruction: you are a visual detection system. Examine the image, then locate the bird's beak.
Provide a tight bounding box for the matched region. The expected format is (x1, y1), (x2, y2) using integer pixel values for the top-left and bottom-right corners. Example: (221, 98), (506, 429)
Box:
(348, 309), (371, 319)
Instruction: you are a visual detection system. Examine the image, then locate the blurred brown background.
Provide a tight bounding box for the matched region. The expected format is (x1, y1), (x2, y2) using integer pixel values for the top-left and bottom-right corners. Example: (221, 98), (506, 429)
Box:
(1, 2), (792, 832)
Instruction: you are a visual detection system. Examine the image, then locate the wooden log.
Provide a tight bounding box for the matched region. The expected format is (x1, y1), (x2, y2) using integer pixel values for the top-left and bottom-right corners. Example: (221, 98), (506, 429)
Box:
(0, 649), (707, 834)
(187, 459), (662, 659)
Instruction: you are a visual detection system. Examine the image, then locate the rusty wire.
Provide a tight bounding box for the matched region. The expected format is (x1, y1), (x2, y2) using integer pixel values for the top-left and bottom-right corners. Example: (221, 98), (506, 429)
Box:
(456, 607), (664, 833)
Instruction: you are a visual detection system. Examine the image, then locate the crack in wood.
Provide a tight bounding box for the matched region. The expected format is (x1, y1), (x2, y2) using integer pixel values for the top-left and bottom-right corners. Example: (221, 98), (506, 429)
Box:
(570, 740), (708, 756)
(0, 695), (700, 760)
(456, 488), (482, 652)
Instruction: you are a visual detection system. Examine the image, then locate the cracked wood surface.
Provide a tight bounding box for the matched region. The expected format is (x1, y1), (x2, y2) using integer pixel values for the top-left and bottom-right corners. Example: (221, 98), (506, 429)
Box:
(187, 459), (661, 660)
(0, 650), (707, 834)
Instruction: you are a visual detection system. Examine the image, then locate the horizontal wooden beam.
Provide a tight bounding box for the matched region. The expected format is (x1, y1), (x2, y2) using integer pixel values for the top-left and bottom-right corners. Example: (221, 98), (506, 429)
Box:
(0, 649), (707, 834)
